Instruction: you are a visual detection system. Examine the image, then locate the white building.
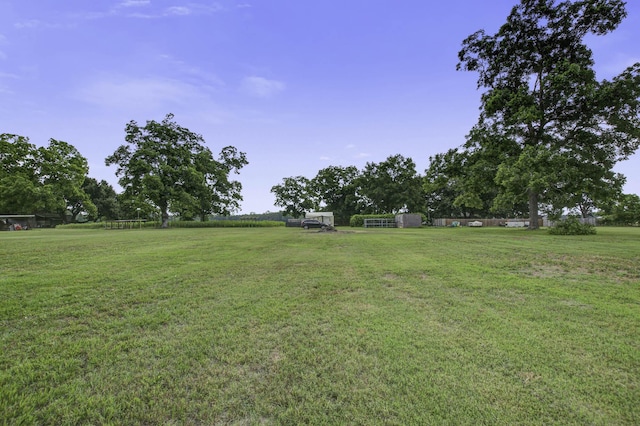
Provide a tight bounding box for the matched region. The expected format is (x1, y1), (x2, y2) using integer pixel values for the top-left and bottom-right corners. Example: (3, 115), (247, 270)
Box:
(305, 212), (334, 226)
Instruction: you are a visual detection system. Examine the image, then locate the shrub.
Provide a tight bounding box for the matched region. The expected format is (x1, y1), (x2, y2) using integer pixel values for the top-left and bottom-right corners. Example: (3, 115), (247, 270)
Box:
(548, 216), (596, 235)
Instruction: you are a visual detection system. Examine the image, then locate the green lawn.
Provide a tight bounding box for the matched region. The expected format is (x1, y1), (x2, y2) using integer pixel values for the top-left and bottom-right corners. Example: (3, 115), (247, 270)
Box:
(1, 226), (638, 425)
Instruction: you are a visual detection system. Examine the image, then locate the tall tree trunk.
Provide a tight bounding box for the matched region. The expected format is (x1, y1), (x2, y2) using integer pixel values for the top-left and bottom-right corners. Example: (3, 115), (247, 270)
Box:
(161, 209), (169, 228)
(528, 189), (540, 230)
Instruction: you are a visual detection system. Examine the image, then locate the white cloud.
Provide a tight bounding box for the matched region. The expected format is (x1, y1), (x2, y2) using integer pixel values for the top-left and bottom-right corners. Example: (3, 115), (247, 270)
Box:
(157, 54), (225, 87)
(0, 34), (9, 58)
(14, 20), (42, 29)
(76, 2), (221, 20)
(13, 19), (69, 30)
(76, 75), (210, 111)
(0, 72), (21, 79)
(180, 3), (224, 15)
(123, 3), (222, 18)
(345, 144), (356, 149)
(165, 6), (192, 16)
(73, 74), (236, 125)
(354, 152), (371, 159)
(118, 0), (151, 7)
(241, 76), (285, 98)
(0, 34), (8, 59)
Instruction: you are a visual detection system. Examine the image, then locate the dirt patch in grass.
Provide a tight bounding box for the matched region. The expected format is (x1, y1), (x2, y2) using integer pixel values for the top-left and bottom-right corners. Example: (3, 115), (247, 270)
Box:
(516, 253), (640, 284)
(518, 260), (607, 281)
(382, 273), (399, 282)
(519, 263), (567, 279)
(558, 299), (593, 310)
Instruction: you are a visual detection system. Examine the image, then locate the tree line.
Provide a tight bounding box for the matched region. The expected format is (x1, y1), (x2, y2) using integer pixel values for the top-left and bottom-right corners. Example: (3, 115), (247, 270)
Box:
(0, 134), (97, 222)
(1, 114), (248, 228)
(452, 0), (640, 229)
(273, 0), (640, 228)
(2, 1), (639, 229)
(271, 155), (424, 225)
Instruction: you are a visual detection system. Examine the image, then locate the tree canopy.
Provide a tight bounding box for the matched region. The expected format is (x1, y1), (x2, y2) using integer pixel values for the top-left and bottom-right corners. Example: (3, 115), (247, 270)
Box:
(105, 114), (248, 228)
(0, 133), (96, 221)
(600, 193), (640, 225)
(309, 165), (361, 225)
(270, 176), (316, 219)
(271, 155), (425, 223)
(358, 154), (424, 214)
(82, 178), (121, 221)
(457, 0), (640, 229)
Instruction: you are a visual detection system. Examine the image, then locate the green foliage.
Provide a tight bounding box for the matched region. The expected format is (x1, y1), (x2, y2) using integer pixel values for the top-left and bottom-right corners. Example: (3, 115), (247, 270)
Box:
(424, 149), (464, 217)
(600, 193), (640, 226)
(349, 213), (395, 227)
(309, 165), (361, 225)
(457, 0), (640, 229)
(270, 176), (316, 218)
(0, 175), (60, 214)
(42, 139), (98, 221)
(82, 178), (121, 220)
(548, 216), (597, 235)
(273, 155), (425, 221)
(105, 114), (248, 228)
(358, 154), (425, 214)
(0, 134), (95, 221)
(423, 142), (527, 218)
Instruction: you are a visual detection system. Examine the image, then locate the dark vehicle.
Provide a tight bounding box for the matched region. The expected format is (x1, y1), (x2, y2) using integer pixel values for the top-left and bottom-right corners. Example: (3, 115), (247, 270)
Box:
(301, 219), (328, 229)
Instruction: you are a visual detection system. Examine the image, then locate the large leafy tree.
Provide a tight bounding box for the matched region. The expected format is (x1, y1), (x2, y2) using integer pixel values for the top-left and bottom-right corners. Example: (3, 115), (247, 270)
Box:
(196, 146), (248, 219)
(0, 175), (58, 215)
(0, 134), (37, 179)
(272, 156), (425, 219)
(451, 124), (529, 218)
(600, 193), (640, 225)
(0, 134), (43, 213)
(423, 148), (502, 218)
(424, 149), (468, 218)
(358, 154), (424, 214)
(39, 139), (97, 222)
(270, 176), (317, 218)
(309, 165), (361, 225)
(0, 134), (95, 221)
(105, 114), (248, 228)
(458, 0), (640, 229)
(82, 177), (121, 221)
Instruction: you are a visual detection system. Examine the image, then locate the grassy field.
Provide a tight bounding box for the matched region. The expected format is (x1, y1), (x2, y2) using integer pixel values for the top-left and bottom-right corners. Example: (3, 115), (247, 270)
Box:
(1, 226), (638, 425)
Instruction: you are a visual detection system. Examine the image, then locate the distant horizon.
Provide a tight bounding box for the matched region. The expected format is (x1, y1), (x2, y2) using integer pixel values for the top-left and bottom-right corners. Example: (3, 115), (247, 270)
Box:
(2, 1), (638, 214)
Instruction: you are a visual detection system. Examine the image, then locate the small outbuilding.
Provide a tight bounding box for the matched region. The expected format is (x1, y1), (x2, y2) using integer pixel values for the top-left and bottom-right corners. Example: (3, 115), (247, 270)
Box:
(305, 212), (334, 226)
(395, 214), (422, 228)
(0, 215), (36, 230)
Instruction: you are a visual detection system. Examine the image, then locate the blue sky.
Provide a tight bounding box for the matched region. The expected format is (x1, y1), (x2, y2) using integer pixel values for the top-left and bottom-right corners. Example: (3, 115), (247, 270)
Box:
(1, 1), (639, 214)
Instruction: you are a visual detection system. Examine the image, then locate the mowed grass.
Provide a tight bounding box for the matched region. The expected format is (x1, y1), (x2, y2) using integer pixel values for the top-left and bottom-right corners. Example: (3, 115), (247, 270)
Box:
(1, 226), (638, 425)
